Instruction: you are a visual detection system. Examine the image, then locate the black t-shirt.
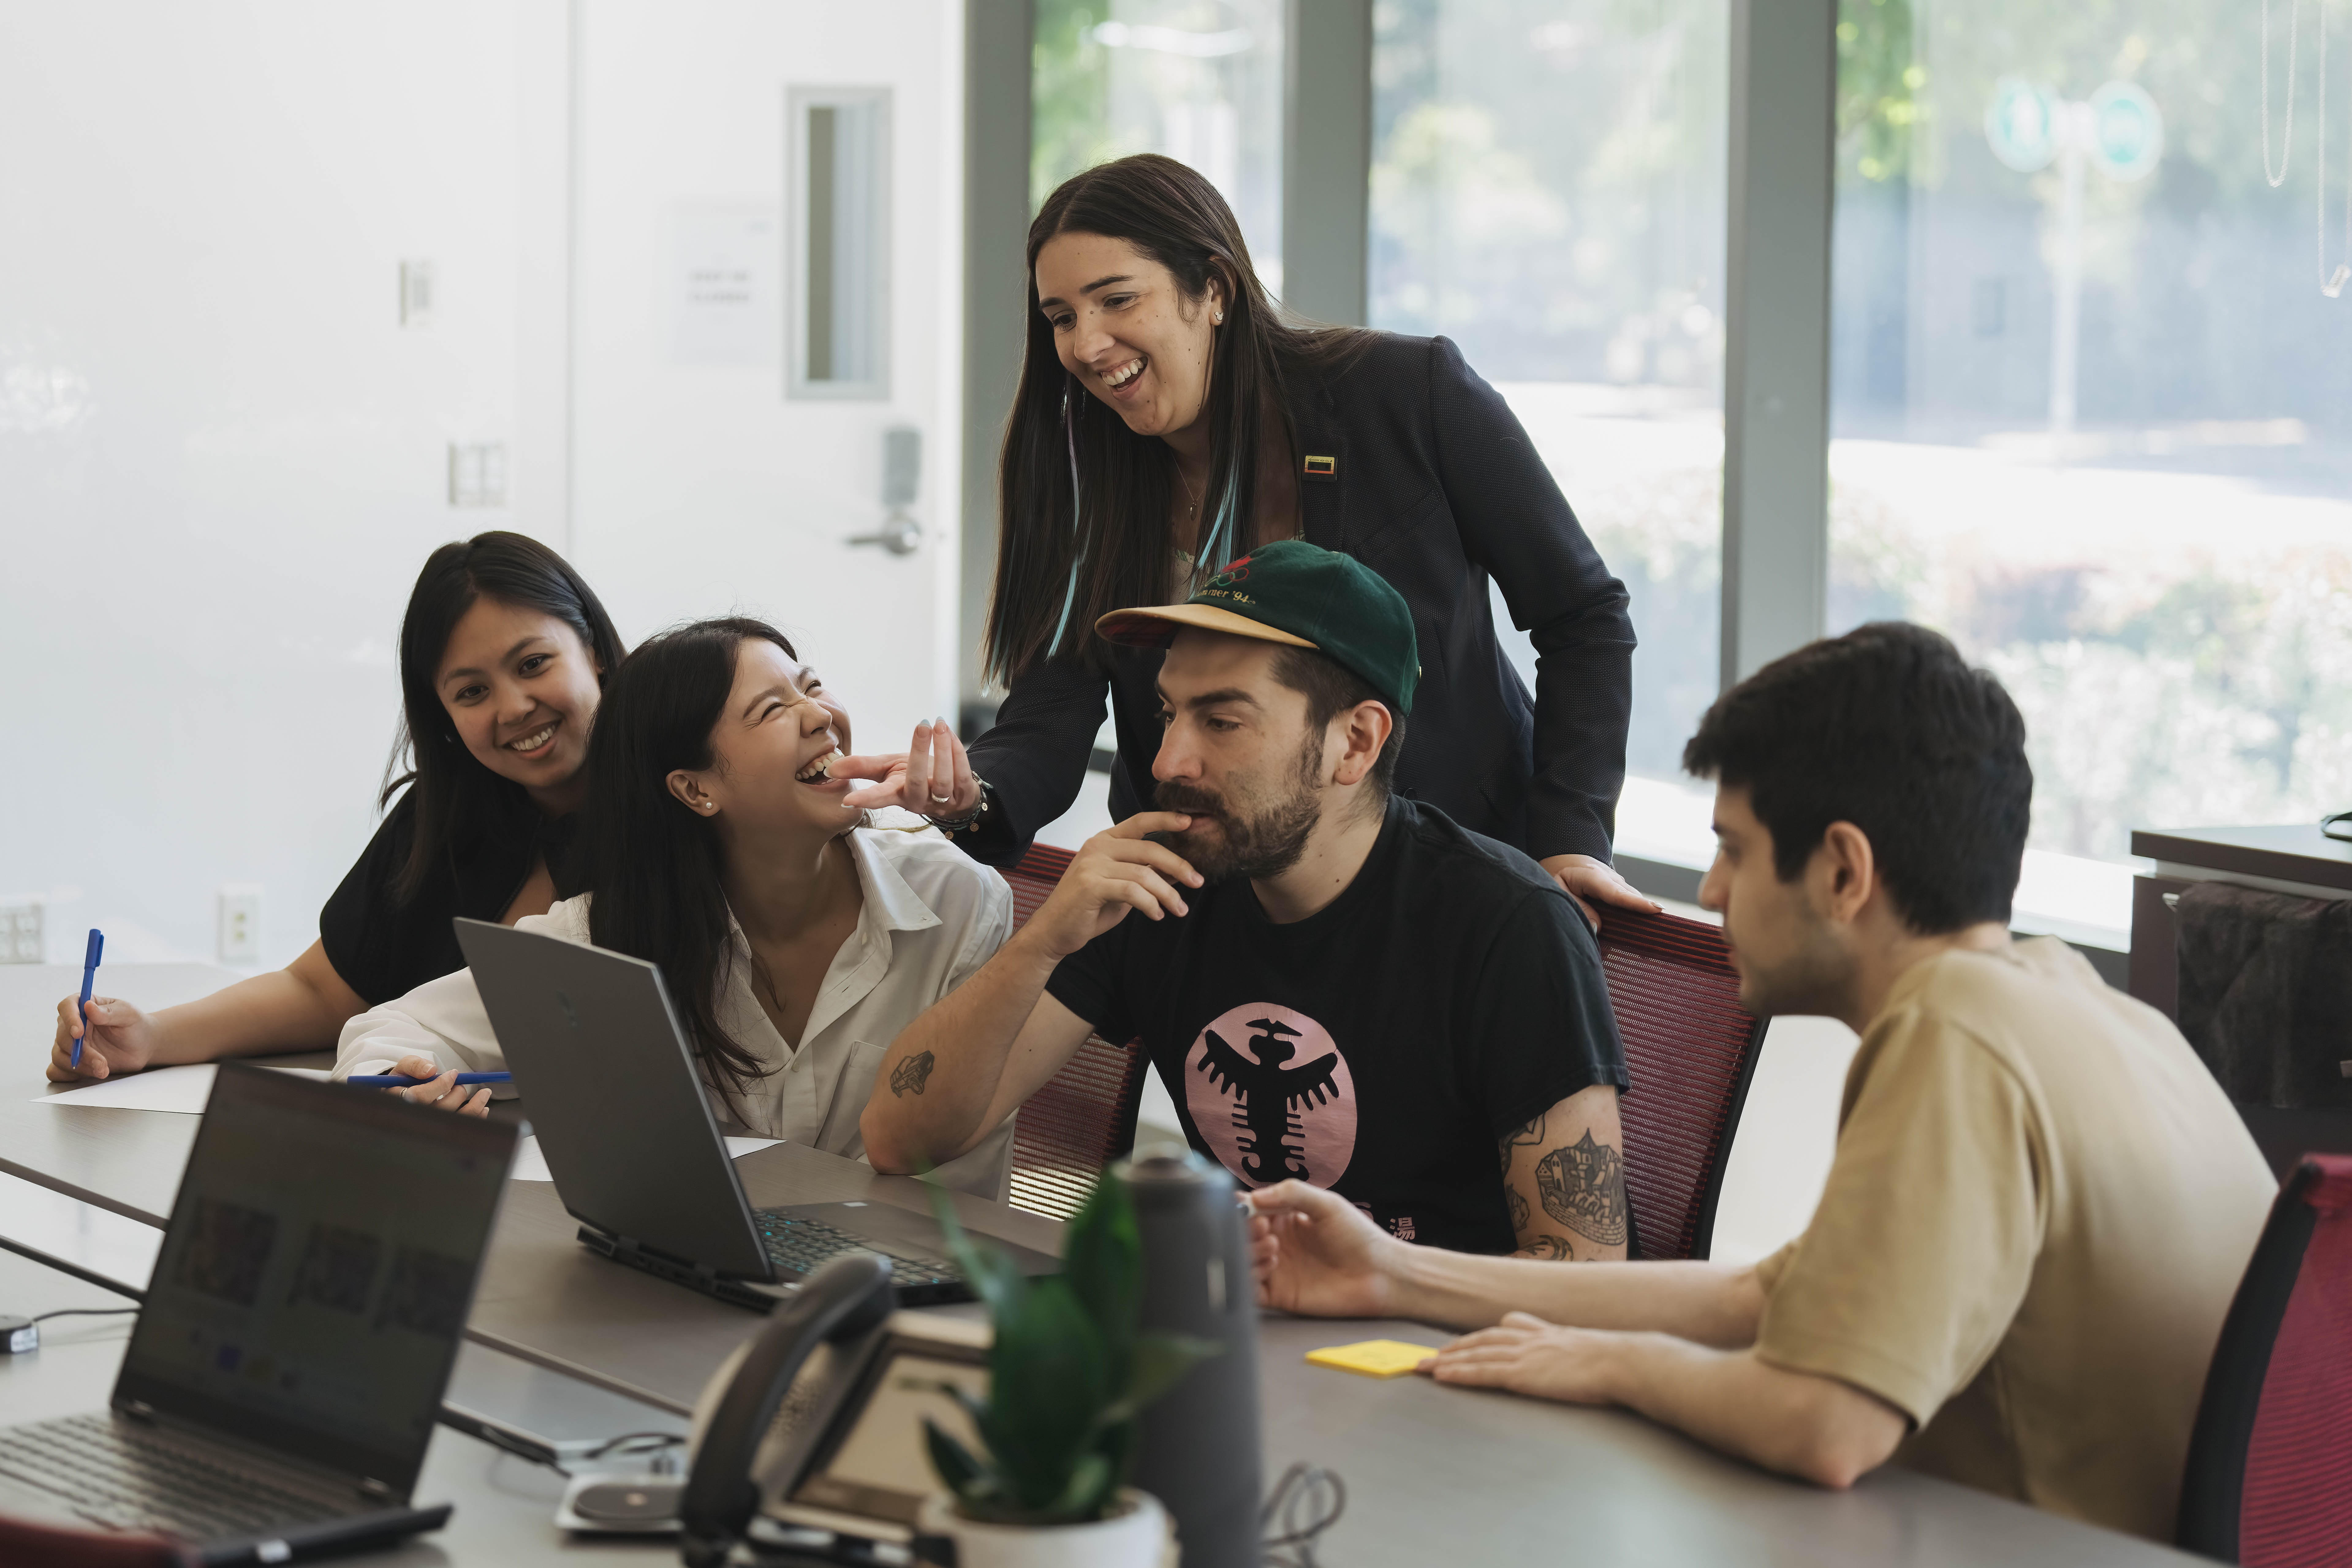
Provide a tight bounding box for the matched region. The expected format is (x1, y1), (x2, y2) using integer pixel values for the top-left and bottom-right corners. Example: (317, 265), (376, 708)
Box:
(1044, 796), (1625, 1255)
(318, 786), (589, 1005)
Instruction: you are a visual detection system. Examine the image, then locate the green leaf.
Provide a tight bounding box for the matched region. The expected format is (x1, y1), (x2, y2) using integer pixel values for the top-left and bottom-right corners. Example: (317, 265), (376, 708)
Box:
(922, 1417), (996, 1504)
(985, 1277), (1111, 1509)
(922, 1172), (1031, 1321)
(1044, 1450), (1117, 1523)
(1102, 1332), (1222, 1426)
(1060, 1172), (1142, 1362)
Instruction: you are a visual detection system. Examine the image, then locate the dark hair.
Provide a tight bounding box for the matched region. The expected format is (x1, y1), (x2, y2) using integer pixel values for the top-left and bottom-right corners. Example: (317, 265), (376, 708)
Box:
(583, 616), (798, 1104)
(988, 153), (1372, 683)
(1268, 645), (1405, 800)
(382, 532), (626, 902)
(1681, 622), (2031, 934)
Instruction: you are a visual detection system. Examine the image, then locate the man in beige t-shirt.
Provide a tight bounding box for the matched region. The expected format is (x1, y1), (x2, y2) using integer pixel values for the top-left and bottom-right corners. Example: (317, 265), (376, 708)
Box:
(1245, 622), (2275, 1541)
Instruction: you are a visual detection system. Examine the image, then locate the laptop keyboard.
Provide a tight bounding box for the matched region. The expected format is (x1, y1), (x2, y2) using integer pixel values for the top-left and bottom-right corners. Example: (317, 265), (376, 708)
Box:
(753, 1212), (962, 1288)
(0, 1412), (362, 1541)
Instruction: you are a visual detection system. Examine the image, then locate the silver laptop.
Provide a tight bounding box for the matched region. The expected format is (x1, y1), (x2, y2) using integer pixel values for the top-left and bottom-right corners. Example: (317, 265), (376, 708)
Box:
(453, 918), (1057, 1311)
(0, 1062), (514, 1562)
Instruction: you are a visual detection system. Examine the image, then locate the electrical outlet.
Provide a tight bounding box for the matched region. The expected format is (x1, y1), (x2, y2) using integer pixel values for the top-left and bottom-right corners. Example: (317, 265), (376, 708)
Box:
(0, 901), (41, 964)
(447, 442), (507, 508)
(218, 885), (262, 966)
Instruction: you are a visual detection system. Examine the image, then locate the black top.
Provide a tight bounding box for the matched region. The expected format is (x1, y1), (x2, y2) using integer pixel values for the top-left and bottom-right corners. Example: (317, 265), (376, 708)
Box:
(964, 331), (1637, 867)
(1044, 797), (1626, 1255)
(318, 787), (589, 1006)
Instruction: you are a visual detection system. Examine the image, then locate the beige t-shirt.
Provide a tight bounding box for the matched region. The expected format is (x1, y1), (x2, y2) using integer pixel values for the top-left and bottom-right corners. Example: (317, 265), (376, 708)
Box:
(1752, 937), (2275, 1541)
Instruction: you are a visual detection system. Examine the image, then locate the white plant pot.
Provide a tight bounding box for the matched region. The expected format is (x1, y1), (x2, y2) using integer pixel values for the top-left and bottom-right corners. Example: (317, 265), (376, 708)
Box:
(914, 1487), (1176, 1568)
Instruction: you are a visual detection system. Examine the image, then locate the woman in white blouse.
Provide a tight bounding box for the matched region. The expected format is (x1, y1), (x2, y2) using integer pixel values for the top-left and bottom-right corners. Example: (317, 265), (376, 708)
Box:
(333, 616), (1015, 1194)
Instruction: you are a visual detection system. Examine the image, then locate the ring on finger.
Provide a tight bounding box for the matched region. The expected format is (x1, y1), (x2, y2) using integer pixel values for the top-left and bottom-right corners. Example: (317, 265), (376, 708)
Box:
(929, 792), (955, 806)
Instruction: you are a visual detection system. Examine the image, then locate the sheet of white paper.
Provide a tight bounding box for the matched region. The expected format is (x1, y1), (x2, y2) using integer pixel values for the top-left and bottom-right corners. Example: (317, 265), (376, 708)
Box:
(507, 1134), (781, 1182)
(33, 1062), (332, 1114)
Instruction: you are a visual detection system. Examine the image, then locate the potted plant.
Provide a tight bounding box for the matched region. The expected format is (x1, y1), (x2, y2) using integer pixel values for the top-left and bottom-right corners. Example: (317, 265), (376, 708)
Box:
(911, 1171), (1213, 1568)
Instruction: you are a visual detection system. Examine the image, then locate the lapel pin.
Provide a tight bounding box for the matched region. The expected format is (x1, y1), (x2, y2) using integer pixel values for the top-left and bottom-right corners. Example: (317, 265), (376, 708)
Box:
(1301, 454), (1338, 482)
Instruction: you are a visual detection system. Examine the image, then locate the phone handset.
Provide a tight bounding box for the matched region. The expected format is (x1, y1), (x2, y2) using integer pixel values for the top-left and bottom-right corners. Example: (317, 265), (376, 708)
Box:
(679, 1252), (896, 1568)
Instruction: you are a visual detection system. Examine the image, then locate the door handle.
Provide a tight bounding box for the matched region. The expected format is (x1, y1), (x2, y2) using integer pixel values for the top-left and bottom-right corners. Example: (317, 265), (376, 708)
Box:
(846, 514), (922, 555)
(847, 426), (923, 555)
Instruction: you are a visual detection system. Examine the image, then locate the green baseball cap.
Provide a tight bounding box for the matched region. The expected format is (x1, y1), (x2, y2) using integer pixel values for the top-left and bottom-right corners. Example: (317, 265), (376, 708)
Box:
(1095, 539), (1419, 715)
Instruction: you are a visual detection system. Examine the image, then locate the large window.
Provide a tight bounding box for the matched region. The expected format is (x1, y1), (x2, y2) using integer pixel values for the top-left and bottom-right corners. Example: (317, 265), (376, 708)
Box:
(1033, 0), (1286, 286)
(1369, 0), (1729, 868)
(1831, 0), (2352, 939)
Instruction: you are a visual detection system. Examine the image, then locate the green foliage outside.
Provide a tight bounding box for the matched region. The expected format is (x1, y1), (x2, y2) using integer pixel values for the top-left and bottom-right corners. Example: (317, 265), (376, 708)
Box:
(1033, 0), (1117, 214)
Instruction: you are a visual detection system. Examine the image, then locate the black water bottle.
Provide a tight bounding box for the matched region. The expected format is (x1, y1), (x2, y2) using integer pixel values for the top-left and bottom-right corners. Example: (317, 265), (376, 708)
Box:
(1121, 1149), (1263, 1568)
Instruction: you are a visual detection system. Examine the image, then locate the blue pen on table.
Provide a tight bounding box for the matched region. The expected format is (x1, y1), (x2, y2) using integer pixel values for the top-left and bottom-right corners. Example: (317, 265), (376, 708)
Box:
(71, 929), (103, 1069)
(346, 1071), (513, 1088)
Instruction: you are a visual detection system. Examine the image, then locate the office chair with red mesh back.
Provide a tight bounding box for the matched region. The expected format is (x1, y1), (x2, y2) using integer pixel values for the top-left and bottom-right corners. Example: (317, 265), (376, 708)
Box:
(0, 1515), (196, 1567)
(997, 843), (1151, 1221)
(2178, 1154), (2352, 1566)
(1595, 906), (1767, 1261)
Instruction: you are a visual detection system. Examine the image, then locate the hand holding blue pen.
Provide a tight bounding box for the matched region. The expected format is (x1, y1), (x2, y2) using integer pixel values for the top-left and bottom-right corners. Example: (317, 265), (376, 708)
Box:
(71, 930), (103, 1070)
(346, 1071), (512, 1088)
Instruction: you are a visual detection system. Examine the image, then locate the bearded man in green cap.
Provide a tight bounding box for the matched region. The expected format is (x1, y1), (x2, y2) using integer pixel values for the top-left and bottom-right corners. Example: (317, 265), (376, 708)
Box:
(863, 540), (1629, 1259)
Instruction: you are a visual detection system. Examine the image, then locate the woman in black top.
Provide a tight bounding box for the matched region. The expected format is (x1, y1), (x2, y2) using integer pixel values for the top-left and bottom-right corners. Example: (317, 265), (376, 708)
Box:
(841, 155), (1655, 924)
(48, 532), (622, 1083)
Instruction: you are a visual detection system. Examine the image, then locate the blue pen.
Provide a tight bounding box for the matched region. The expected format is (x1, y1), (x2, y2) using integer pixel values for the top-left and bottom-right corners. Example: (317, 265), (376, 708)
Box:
(71, 929), (103, 1069)
(346, 1071), (513, 1088)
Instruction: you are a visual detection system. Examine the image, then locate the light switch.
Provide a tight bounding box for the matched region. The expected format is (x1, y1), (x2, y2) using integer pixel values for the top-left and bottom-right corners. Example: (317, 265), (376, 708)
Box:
(447, 443), (508, 508)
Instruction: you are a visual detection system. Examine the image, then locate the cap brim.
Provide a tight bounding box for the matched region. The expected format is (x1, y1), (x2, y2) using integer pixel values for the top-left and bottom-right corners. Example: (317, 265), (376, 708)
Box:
(1094, 603), (1319, 651)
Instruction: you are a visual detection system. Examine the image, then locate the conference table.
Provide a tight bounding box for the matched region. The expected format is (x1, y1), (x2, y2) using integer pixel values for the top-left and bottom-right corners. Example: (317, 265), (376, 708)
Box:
(2, 972), (2202, 1566)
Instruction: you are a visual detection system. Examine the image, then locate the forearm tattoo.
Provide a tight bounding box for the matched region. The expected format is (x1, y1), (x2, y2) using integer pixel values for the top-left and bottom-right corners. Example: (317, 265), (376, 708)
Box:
(1517, 1235), (1574, 1261)
(1498, 1113), (1547, 1179)
(1535, 1130), (1628, 1248)
(889, 1050), (937, 1097)
(1506, 1184), (1529, 1234)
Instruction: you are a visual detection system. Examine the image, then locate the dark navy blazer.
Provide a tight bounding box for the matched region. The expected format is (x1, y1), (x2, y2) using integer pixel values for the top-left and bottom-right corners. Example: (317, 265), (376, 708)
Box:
(963, 331), (1637, 866)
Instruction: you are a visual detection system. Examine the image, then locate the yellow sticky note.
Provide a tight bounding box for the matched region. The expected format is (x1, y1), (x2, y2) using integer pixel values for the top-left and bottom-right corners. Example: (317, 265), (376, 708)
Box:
(1305, 1339), (1438, 1378)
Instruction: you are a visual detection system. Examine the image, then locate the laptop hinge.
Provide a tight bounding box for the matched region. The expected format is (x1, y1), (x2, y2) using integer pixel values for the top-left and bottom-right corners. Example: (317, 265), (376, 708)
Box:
(121, 1400), (155, 1422)
(359, 1477), (394, 1501)
(581, 1227), (721, 1278)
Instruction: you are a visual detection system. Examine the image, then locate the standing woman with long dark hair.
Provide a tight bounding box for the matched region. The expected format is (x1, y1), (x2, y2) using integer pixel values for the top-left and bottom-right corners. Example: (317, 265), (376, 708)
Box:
(837, 154), (1655, 923)
(49, 532), (622, 1090)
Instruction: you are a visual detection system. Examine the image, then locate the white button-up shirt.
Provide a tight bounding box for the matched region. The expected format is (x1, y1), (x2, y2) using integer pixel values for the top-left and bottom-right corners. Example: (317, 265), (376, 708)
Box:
(333, 825), (1015, 1195)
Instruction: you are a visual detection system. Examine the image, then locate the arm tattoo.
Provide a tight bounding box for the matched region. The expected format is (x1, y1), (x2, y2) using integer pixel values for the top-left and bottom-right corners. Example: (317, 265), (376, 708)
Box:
(889, 1050), (937, 1097)
(1516, 1234), (1574, 1261)
(1535, 1130), (1628, 1248)
(1506, 1185), (1529, 1234)
(1498, 1113), (1547, 1178)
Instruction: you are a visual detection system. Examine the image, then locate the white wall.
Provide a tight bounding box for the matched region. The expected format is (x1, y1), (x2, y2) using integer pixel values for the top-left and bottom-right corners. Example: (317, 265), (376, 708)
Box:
(0, 2), (563, 966)
(567, 0), (963, 744)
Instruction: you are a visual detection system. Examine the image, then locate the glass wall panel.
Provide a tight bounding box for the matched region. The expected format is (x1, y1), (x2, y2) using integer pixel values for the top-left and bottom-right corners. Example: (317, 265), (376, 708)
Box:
(1371, 0), (1729, 871)
(1830, 0), (2352, 942)
(1033, 0), (1286, 288)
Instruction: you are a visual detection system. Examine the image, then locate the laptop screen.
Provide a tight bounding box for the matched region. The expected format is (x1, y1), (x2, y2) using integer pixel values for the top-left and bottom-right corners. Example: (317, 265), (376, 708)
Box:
(113, 1063), (515, 1496)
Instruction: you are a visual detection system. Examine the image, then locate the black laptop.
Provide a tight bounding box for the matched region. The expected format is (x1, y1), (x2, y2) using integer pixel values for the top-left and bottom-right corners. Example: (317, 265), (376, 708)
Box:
(453, 917), (1059, 1311)
(0, 1061), (514, 1563)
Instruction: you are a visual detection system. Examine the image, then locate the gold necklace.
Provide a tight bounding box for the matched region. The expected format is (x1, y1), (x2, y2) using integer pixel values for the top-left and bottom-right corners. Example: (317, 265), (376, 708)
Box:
(1175, 460), (1203, 517)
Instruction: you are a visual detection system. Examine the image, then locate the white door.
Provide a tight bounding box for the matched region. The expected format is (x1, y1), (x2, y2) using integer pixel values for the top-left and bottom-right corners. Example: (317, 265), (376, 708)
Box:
(570, 1), (962, 740)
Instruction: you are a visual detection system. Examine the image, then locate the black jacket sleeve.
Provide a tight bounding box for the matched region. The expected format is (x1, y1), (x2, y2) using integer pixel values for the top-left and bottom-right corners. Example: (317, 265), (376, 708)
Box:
(1426, 337), (1636, 864)
(959, 653), (1112, 867)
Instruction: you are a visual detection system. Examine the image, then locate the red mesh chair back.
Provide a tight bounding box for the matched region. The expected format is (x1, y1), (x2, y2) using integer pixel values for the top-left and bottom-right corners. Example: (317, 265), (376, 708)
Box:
(0, 1515), (196, 1567)
(2179, 1154), (2352, 1566)
(1596, 906), (1766, 1261)
(997, 843), (1150, 1221)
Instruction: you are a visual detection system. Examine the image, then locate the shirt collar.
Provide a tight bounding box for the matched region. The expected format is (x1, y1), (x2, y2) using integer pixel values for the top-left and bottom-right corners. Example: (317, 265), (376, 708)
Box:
(720, 828), (943, 942)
